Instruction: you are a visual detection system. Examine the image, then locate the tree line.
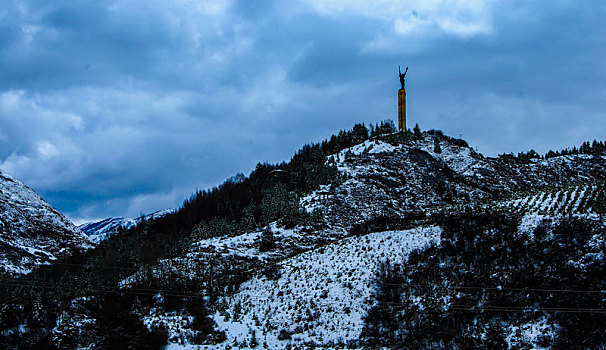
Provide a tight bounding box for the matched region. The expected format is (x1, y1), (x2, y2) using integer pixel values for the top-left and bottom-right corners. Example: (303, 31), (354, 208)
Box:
(499, 139), (606, 162)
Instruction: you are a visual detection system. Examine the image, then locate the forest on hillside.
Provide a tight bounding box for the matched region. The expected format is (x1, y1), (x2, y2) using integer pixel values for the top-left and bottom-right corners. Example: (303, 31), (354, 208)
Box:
(362, 212), (606, 349)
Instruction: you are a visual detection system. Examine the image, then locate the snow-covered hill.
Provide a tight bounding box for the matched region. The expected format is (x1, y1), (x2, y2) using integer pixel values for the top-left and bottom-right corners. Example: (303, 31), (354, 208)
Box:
(301, 134), (606, 230)
(79, 217), (137, 244)
(0, 170), (92, 276)
(124, 132), (606, 348)
(79, 209), (175, 244)
(137, 225), (441, 349)
(212, 226), (441, 349)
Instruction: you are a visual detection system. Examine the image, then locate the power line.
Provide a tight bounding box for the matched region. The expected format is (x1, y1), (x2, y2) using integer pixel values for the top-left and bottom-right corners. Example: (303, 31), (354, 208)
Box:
(6, 270), (606, 299)
(0, 280), (207, 299)
(380, 284), (606, 294)
(19, 260), (606, 296)
(2, 279), (606, 315)
(448, 304), (606, 314)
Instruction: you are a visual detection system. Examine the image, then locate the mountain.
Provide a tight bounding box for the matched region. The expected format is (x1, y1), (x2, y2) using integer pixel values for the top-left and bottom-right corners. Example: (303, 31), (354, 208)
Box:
(1, 124), (605, 349)
(131, 132), (606, 348)
(0, 169), (93, 276)
(79, 217), (137, 244)
(79, 209), (176, 244)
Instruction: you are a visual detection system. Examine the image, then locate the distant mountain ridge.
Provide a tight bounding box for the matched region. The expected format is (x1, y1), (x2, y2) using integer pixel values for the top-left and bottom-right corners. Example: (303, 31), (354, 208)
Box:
(79, 209), (176, 244)
(79, 217), (137, 244)
(0, 170), (92, 276)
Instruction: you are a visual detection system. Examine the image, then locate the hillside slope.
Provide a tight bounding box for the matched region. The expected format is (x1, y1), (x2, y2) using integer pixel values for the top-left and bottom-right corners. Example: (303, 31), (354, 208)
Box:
(132, 132), (606, 349)
(301, 134), (606, 230)
(211, 226), (441, 348)
(0, 170), (92, 276)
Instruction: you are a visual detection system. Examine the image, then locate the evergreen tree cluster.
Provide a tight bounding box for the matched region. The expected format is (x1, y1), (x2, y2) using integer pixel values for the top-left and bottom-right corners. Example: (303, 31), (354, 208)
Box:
(370, 120), (397, 137)
(0, 292), (171, 349)
(318, 121), (393, 155)
(426, 129), (469, 148)
(361, 212), (606, 348)
(185, 120), (403, 238)
(546, 140), (606, 158)
(500, 139), (606, 162)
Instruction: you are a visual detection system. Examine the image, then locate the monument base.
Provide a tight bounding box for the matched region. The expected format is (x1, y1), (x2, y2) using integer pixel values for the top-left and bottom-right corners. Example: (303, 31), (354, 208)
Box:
(398, 89), (406, 131)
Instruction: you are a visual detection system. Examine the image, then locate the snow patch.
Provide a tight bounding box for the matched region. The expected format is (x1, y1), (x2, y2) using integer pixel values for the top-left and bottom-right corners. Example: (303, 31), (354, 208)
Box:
(214, 226), (442, 348)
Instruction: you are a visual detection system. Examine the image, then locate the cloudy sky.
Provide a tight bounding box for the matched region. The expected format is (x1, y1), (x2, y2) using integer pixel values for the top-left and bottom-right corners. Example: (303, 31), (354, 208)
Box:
(1, 0), (605, 223)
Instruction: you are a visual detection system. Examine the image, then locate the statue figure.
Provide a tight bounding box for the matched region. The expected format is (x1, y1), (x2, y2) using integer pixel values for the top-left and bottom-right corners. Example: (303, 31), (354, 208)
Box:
(399, 66), (408, 90)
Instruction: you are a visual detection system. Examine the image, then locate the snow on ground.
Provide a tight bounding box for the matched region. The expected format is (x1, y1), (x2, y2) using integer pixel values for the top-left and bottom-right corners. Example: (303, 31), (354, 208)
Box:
(119, 222), (343, 288)
(79, 209), (176, 244)
(505, 316), (558, 349)
(205, 226), (442, 349)
(0, 233), (86, 276)
(517, 213), (546, 238)
(191, 223), (307, 261)
(144, 309), (195, 345)
(79, 217), (137, 244)
(327, 140), (396, 178)
(0, 169), (93, 275)
(338, 140), (396, 158)
(415, 137), (484, 177)
(327, 135), (487, 201)
(165, 344), (202, 350)
(146, 208), (177, 219)
(0, 257), (33, 275)
(0, 171), (87, 240)
(299, 185), (332, 214)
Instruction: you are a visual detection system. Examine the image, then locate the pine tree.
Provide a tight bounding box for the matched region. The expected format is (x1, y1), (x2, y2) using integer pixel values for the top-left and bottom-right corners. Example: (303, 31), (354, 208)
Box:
(240, 203), (258, 232)
(413, 123), (422, 140)
(352, 123), (369, 143)
(259, 225), (277, 252)
(131, 296), (143, 316)
(249, 329), (259, 347)
(55, 311), (78, 348)
(485, 320), (507, 349)
(433, 137), (442, 154)
(592, 185), (606, 218)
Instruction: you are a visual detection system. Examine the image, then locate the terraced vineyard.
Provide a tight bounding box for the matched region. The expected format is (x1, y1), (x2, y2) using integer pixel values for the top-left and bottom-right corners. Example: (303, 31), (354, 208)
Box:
(496, 182), (606, 216)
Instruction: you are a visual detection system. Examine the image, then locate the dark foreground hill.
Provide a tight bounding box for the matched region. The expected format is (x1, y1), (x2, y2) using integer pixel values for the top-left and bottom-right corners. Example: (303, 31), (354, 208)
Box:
(0, 123), (605, 349)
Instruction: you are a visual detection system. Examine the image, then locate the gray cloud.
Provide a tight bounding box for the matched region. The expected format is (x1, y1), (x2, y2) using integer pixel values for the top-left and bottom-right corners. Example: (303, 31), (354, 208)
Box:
(0, 0), (604, 223)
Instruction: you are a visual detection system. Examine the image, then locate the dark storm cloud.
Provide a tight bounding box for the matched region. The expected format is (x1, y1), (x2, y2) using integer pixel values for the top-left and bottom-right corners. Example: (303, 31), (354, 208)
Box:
(402, 1), (606, 155)
(0, 0), (604, 222)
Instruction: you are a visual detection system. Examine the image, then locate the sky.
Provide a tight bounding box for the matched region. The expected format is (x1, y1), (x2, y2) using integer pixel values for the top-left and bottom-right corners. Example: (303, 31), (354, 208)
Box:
(1, 0), (605, 223)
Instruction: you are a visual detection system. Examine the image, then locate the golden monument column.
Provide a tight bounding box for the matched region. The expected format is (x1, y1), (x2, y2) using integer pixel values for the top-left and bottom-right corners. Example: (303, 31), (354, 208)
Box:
(398, 66), (408, 131)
